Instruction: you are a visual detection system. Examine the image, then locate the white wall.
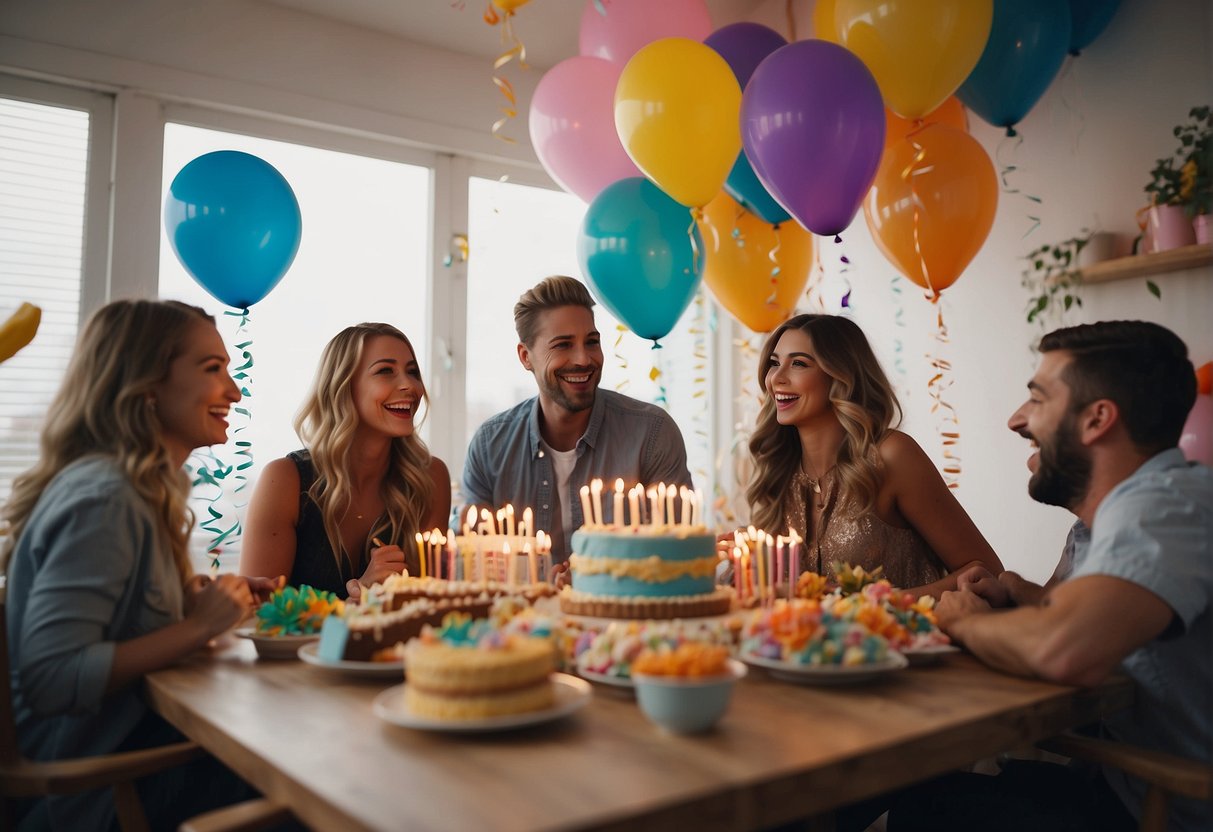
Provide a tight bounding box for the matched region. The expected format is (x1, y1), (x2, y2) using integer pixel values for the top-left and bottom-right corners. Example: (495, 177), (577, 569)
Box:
(2, 0), (1210, 581)
(747, 0), (1212, 580)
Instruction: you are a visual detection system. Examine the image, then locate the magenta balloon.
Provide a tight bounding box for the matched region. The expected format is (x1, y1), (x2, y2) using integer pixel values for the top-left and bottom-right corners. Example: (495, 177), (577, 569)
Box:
(529, 56), (641, 203)
(579, 0), (712, 65)
(741, 40), (886, 237)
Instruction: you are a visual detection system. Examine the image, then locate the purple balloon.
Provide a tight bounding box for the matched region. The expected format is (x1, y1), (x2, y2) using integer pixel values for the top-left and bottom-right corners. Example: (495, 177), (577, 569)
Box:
(741, 40), (886, 238)
(704, 22), (787, 90)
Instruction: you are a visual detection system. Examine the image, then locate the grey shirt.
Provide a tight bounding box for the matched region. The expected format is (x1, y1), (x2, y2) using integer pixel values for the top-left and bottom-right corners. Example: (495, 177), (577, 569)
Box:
(1069, 449), (1212, 832)
(6, 456), (185, 830)
(461, 389), (692, 562)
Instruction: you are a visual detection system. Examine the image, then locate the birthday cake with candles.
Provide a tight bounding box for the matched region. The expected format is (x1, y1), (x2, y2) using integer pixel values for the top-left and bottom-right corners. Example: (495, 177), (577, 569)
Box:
(403, 613), (558, 720)
(560, 479), (731, 619)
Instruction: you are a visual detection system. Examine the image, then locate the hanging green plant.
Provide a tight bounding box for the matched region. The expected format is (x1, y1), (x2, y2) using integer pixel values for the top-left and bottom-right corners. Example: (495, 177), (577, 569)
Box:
(1021, 232), (1091, 326)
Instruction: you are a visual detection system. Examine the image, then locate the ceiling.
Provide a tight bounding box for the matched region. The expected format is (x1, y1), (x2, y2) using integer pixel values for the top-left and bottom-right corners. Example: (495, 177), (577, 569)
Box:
(260, 0), (766, 70)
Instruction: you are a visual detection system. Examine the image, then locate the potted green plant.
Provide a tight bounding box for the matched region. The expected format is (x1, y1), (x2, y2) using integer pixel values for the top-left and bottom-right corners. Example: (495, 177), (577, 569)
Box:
(1174, 105), (1212, 242)
(1143, 106), (1211, 250)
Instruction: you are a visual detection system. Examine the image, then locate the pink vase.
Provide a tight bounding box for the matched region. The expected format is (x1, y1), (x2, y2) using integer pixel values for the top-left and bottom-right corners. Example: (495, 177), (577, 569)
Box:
(1195, 214), (1211, 246)
(1147, 204), (1196, 252)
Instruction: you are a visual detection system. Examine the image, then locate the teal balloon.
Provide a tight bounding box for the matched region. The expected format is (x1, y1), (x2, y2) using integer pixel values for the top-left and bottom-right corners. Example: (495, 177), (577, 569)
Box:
(957, 0), (1071, 135)
(164, 151), (302, 308)
(725, 152), (791, 226)
(577, 177), (703, 343)
(1068, 0), (1120, 55)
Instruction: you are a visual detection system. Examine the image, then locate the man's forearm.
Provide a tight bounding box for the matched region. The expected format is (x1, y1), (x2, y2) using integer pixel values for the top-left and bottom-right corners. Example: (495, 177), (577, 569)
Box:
(948, 607), (1052, 679)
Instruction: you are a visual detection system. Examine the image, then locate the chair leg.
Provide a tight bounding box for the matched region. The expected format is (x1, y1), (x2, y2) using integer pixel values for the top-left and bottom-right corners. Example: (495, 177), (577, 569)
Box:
(113, 780), (151, 832)
(179, 798), (293, 832)
(1138, 785), (1168, 832)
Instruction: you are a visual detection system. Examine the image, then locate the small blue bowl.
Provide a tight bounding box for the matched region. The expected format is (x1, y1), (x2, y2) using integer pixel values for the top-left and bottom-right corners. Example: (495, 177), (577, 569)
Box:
(631, 659), (747, 734)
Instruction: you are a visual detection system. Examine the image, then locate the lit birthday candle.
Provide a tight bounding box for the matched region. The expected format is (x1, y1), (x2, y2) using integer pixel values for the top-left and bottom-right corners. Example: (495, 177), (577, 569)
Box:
(505, 503), (515, 537)
(648, 487), (660, 526)
(613, 478), (625, 527)
(628, 485), (641, 526)
(580, 485), (593, 527)
(679, 486), (691, 526)
(521, 506), (533, 539)
(415, 532), (427, 580)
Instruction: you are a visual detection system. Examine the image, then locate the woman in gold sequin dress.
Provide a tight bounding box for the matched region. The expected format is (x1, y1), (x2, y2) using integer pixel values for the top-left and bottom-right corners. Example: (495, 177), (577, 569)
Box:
(745, 314), (1002, 598)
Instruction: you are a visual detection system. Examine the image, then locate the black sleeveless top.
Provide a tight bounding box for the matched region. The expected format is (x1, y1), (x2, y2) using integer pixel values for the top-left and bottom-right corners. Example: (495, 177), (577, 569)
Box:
(287, 450), (363, 600)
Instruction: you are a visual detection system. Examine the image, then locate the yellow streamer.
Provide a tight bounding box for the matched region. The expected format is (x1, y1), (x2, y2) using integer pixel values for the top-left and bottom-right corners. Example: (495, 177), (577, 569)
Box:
(925, 300), (962, 488)
(484, 4), (529, 143)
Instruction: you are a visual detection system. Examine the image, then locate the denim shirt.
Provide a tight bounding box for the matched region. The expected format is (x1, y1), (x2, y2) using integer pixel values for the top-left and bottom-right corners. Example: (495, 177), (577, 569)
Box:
(460, 389), (692, 562)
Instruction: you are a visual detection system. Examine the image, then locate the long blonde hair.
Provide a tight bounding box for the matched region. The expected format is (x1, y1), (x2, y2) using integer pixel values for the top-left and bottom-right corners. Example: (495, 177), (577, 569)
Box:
(2, 300), (213, 582)
(746, 314), (901, 533)
(294, 323), (433, 572)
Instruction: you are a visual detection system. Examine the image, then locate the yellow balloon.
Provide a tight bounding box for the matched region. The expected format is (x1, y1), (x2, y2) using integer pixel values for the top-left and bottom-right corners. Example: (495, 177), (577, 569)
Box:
(700, 192), (815, 333)
(491, 0), (530, 11)
(834, 0), (992, 121)
(615, 38), (742, 208)
(812, 0), (838, 42)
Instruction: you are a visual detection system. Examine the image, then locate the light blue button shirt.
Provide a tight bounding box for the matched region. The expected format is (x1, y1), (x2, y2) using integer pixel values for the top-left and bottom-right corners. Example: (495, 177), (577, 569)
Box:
(1068, 448), (1212, 832)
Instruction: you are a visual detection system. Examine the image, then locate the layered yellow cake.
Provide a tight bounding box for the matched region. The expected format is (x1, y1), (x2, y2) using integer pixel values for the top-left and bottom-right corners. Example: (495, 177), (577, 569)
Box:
(404, 615), (557, 720)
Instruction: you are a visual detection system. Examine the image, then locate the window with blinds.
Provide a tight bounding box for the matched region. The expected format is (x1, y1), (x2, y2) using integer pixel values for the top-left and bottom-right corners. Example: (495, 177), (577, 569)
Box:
(0, 97), (88, 504)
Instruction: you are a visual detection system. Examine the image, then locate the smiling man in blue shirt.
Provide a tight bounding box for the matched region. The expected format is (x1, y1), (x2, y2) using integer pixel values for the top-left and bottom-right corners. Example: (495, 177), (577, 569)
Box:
(461, 276), (692, 565)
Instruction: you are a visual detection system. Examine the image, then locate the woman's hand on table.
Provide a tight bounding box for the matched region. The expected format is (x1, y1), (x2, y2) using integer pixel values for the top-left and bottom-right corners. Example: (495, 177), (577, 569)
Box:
(359, 543), (407, 589)
(187, 574), (254, 638)
(935, 588), (993, 639)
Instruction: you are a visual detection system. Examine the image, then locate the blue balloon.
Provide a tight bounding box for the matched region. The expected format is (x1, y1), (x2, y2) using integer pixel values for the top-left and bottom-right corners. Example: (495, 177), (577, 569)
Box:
(164, 151), (302, 308)
(1068, 0), (1121, 55)
(957, 0), (1071, 135)
(725, 152), (791, 225)
(577, 178), (703, 343)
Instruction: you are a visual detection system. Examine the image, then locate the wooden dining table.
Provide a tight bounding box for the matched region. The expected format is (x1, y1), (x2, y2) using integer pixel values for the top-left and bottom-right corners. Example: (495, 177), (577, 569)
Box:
(145, 638), (1133, 832)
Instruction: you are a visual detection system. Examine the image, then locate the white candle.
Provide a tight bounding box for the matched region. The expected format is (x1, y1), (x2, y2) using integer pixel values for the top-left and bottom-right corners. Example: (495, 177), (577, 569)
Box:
(679, 486), (691, 526)
(665, 484), (676, 529)
(505, 504), (515, 537)
(482, 508), (497, 536)
(503, 540), (514, 587)
(767, 533), (776, 600)
(613, 478), (625, 527)
(648, 488), (659, 526)
(580, 485), (593, 527)
(526, 540), (537, 584)
(590, 478), (604, 526)
(521, 506), (533, 539)
(628, 485), (641, 527)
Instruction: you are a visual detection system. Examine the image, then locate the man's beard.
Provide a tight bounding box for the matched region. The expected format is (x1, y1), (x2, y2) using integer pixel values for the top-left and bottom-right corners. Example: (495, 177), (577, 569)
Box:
(539, 369), (596, 413)
(1028, 413), (1092, 509)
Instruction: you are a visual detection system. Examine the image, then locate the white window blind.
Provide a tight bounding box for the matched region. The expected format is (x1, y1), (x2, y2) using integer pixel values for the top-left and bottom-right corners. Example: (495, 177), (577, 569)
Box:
(0, 97), (88, 504)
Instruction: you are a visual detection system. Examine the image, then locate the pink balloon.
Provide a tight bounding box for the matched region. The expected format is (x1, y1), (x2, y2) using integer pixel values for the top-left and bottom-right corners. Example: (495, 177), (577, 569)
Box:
(529, 56), (641, 203)
(579, 0), (712, 65)
(1179, 393), (1213, 466)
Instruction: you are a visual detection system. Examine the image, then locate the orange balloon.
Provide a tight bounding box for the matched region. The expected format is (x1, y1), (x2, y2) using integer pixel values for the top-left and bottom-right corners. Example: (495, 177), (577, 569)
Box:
(1197, 362), (1212, 395)
(812, 0), (838, 42)
(864, 124), (997, 296)
(884, 96), (968, 149)
(700, 192), (815, 332)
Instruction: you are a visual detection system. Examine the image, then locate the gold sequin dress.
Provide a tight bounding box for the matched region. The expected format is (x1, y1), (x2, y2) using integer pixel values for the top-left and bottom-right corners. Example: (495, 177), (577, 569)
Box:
(781, 469), (946, 590)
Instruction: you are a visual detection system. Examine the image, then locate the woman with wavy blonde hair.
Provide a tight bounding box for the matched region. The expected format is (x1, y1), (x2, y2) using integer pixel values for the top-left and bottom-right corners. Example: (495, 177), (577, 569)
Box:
(241, 322), (450, 599)
(3, 299), (272, 829)
(745, 314), (1002, 597)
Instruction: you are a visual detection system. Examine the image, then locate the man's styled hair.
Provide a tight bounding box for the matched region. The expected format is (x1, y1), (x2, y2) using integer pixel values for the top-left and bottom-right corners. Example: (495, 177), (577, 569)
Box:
(1039, 320), (1196, 453)
(513, 276), (596, 347)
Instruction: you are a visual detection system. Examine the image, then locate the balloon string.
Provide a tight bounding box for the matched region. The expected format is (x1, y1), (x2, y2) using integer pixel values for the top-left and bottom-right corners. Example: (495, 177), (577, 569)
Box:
(997, 133), (1042, 239)
(890, 274), (908, 393)
(190, 306), (254, 573)
(903, 125), (936, 300)
(650, 347), (668, 404)
(925, 299), (961, 489)
(486, 7), (527, 143)
(612, 323), (630, 393)
(766, 223), (782, 306)
(689, 291), (710, 485)
(689, 207), (705, 277)
(837, 243), (853, 311)
(806, 239), (827, 312)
